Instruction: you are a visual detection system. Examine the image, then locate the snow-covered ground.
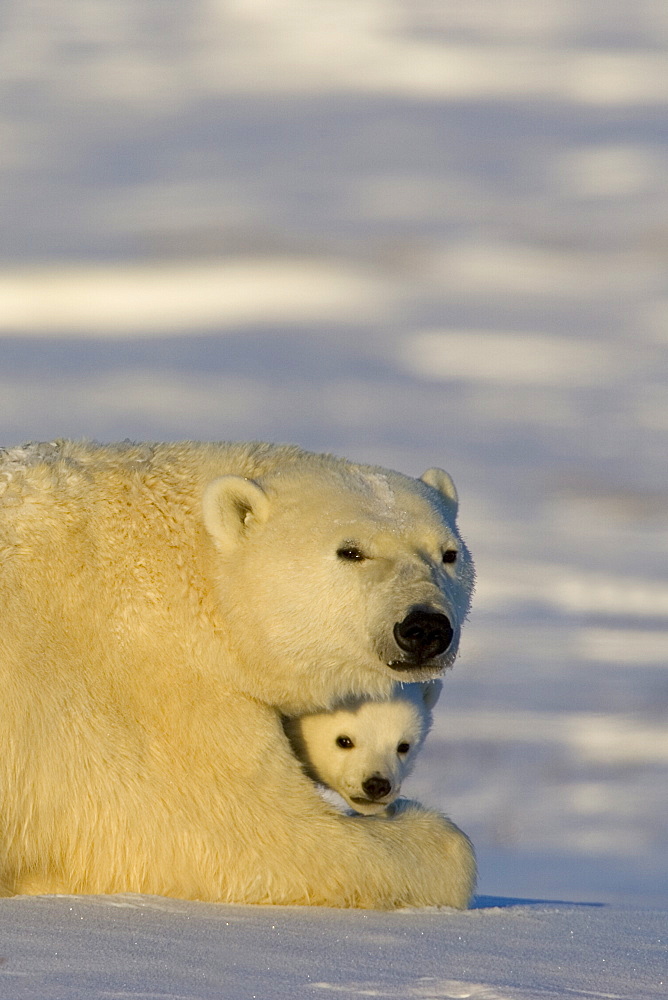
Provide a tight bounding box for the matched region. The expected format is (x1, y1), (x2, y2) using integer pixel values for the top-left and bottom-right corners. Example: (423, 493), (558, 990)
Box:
(0, 1), (666, 996)
(0, 894), (665, 1000)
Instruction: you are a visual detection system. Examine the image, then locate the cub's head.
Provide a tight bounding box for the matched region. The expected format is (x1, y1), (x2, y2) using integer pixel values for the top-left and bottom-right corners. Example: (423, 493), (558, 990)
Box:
(283, 681), (441, 815)
(202, 456), (474, 713)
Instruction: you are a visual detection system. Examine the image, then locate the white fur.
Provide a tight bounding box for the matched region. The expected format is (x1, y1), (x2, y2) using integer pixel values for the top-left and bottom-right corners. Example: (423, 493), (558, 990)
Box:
(284, 681), (441, 815)
(0, 440), (475, 908)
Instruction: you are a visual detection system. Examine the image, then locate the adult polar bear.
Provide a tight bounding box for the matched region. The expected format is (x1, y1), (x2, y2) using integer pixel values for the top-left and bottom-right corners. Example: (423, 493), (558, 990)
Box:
(0, 439), (475, 909)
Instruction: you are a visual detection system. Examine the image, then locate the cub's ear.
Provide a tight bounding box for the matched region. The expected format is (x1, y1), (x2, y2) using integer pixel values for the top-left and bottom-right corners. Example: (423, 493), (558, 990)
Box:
(203, 475), (270, 553)
(420, 679), (443, 710)
(420, 467), (458, 511)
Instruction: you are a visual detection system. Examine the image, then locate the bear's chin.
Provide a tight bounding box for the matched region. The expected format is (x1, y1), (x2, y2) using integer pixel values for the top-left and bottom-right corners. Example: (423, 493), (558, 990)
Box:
(349, 798), (392, 816)
(386, 658), (448, 676)
(385, 643), (460, 675)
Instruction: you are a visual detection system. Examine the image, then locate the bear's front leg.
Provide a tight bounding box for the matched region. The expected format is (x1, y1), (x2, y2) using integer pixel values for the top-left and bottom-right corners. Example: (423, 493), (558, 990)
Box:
(225, 782), (476, 909)
(316, 803), (476, 909)
(351, 802), (476, 909)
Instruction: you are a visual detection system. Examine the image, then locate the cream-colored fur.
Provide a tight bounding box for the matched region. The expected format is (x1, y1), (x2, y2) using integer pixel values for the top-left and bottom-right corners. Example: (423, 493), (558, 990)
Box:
(0, 440), (475, 908)
(284, 682), (441, 815)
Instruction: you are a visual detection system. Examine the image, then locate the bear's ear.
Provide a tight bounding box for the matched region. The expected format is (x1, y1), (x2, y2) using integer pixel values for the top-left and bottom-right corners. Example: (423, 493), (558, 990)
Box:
(420, 679), (443, 710)
(420, 467), (458, 511)
(202, 475), (270, 553)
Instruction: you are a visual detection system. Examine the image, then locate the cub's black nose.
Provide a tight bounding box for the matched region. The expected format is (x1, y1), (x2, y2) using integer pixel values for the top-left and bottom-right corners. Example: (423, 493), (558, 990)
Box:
(393, 609), (453, 660)
(362, 775), (392, 801)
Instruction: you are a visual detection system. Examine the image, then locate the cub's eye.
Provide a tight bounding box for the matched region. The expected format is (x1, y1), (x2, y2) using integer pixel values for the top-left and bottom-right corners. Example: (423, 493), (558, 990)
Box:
(397, 742), (410, 755)
(336, 546), (366, 562)
(336, 735), (354, 749)
(442, 549), (458, 564)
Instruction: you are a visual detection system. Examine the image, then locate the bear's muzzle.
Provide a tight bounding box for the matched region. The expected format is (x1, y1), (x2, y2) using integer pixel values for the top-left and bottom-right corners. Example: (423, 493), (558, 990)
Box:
(390, 608), (454, 669)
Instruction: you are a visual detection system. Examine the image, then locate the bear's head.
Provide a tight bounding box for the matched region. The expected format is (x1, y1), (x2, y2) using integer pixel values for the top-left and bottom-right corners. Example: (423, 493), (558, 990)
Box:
(202, 458), (474, 713)
(283, 680), (442, 814)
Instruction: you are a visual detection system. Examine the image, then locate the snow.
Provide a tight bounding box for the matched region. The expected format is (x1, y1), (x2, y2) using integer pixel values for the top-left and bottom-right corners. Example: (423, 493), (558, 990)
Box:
(0, 894), (665, 1000)
(0, 1), (667, 996)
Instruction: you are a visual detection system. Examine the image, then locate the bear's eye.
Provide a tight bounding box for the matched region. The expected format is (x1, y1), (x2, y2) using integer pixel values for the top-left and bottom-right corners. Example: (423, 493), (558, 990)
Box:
(442, 549), (458, 564)
(335, 735), (354, 749)
(397, 742), (410, 755)
(336, 546), (366, 562)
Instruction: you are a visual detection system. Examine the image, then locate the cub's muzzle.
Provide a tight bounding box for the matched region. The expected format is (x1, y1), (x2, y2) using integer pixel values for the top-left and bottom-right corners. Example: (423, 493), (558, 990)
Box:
(361, 775), (392, 801)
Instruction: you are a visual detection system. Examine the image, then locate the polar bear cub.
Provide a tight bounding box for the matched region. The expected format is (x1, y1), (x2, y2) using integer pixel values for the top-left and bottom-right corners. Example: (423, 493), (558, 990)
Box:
(284, 681), (442, 815)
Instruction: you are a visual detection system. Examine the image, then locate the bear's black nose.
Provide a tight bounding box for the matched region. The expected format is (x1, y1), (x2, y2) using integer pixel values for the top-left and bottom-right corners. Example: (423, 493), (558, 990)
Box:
(362, 775), (392, 800)
(393, 609), (453, 661)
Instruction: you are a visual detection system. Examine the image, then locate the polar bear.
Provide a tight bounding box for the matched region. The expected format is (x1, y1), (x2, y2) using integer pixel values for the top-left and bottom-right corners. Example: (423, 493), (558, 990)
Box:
(0, 439), (475, 908)
(284, 681), (442, 815)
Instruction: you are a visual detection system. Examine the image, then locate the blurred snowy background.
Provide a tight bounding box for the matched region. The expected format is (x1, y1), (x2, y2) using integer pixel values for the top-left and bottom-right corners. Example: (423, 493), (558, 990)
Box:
(1, 0), (667, 908)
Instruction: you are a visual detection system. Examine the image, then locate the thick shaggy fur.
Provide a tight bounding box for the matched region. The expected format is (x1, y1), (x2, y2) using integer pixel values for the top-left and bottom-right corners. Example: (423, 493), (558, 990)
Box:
(0, 440), (475, 908)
